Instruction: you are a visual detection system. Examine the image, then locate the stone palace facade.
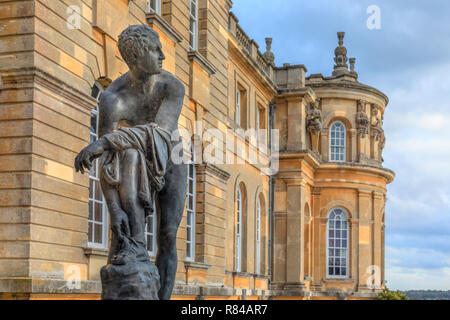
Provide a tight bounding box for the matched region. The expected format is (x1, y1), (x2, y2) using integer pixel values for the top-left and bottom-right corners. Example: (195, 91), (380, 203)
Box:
(0, 0), (394, 299)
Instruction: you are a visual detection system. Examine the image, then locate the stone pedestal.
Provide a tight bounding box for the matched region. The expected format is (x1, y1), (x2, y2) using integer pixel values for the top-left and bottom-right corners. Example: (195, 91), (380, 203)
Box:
(100, 261), (160, 300)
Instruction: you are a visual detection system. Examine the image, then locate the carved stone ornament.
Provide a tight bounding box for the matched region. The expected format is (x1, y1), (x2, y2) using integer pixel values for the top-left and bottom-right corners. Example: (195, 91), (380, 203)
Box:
(356, 100), (369, 137)
(306, 99), (322, 135)
(370, 104), (382, 140)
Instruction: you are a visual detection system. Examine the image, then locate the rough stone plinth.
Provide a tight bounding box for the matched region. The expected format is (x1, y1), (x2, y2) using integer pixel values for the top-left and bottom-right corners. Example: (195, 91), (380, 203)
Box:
(100, 261), (160, 300)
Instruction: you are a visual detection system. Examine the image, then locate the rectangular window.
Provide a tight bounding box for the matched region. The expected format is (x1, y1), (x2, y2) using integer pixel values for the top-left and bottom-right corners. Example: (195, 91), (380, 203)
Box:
(236, 188), (243, 272)
(256, 198), (261, 274)
(146, 200), (157, 256)
(236, 90), (241, 126)
(88, 87), (108, 249)
(148, 0), (161, 14)
(186, 147), (196, 261)
(189, 0), (198, 50)
(236, 86), (247, 129)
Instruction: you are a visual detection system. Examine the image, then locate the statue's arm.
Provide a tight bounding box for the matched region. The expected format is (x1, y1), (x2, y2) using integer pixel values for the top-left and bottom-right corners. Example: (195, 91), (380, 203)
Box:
(74, 92), (123, 174)
(154, 78), (185, 133)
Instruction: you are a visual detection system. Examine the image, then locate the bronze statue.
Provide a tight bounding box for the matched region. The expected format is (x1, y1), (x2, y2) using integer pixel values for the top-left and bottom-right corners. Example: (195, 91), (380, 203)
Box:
(74, 25), (187, 300)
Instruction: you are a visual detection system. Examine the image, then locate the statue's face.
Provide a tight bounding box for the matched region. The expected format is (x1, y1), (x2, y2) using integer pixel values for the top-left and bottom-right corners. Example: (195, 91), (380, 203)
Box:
(136, 38), (165, 75)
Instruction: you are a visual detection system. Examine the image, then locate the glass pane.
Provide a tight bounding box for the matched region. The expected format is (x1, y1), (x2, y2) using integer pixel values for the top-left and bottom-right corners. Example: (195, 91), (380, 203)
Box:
(329, 267), (333, 275)
(94, 223), (102, 244)
(90, 113), (97, 133)
(89, 179), (94, 199)
(89, 201), (94, 220)
(188, 195), (193, 210)
(336, 220), (341, 228)
(190, 1), (196, 16)
(95, 182), (102, 201)
(329, 239), (333, 247)
(186, 226), (191, 241)
(186, 242), (191, 256)
(336, 230), (341, 238)
(88, 222), (93, 242)
(95, 202), (103, 222)
(335, 267), (340, 276)
(188, 178), (194, 194)
(342, 239), (347, 247)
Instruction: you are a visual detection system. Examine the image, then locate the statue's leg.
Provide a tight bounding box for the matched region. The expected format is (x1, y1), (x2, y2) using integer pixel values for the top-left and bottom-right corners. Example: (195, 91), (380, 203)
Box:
(100, 175), (124, 264)
(156, 162), (188, 300)
(118, 149), (147, 251)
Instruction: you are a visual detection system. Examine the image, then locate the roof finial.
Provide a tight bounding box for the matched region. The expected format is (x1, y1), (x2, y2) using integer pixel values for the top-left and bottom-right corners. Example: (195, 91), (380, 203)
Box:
(263, 37), (275, 66)
(332, 32), (349, 77)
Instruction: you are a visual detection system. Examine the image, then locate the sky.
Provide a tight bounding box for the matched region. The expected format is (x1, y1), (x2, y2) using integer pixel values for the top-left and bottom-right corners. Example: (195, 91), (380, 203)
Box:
(233, 0), (450, 290)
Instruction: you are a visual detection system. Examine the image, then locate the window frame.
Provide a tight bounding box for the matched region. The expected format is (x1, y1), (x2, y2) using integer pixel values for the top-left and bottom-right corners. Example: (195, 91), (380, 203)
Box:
(148, 0), (161, 15)
(326, 207), (349, 278)
(145, 199), (158, 256)
(185, 143), (196, 261)
(189, 0), (199, 51)
(87, 83), (109, 249)
(236, 186), (243, 272)
(236, 89), (241, 127)
(255, 196), (261, 274)
(329, 121), (346, 162)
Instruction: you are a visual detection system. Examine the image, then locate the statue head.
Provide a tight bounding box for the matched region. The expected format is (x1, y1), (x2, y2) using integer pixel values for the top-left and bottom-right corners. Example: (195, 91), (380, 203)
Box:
(118, 25), (165, 75)
(357, 100), (366, 112)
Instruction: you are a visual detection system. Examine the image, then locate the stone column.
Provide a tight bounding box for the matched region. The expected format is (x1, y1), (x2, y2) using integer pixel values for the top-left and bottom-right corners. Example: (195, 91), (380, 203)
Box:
(285, 180), (304, 287)
(287, 98), (305, 151)
(357, 190), (372, 291)
(320, 129), (329, 161)
(310, 187), (322, 290)
(350, 129), (357, 162)
(372, 191), (384, 290)
(194, 164), (230, 285)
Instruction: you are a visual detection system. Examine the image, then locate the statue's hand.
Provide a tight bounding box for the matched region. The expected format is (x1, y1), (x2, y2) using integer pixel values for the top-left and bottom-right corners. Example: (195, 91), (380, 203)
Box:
(111, 211), (131, 242)
(74, 140), (105, 174)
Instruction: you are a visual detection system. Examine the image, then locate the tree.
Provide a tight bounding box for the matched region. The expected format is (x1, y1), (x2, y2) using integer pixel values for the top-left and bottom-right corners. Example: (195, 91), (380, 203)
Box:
(377, 288), (408, 300)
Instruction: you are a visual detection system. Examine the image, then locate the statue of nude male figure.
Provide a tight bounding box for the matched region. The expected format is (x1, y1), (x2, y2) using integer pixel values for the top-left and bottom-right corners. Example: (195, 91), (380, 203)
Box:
(74, 25), (187, 300)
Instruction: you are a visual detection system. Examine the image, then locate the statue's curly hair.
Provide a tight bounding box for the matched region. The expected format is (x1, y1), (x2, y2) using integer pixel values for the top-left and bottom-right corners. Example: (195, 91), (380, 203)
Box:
(118, 25), (160, 67)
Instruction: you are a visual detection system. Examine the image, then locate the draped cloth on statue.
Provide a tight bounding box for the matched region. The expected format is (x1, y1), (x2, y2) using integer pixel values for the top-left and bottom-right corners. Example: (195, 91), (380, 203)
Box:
(100, 122), (172, 217)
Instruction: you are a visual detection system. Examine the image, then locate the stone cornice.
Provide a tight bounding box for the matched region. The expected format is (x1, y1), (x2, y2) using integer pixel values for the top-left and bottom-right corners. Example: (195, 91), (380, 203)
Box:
(0, 67), (97, 112)
(196, 163), (231, 182)
(275, 87), (317, 103)
(306, 80), (389, 106)
(146, 13), (183, 43)
(228, 40), (277, 95)
(188, 50), (217, 75)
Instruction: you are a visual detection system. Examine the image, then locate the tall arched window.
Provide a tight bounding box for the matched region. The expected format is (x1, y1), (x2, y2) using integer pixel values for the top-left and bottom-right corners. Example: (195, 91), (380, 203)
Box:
(329, 121), (346, 162)
(327, 207), (349, 278)
(236, 186), (243, 272)
(256, 196), (261, 274)
(88, 83), (108, 249)
(186, 143), (196, 261)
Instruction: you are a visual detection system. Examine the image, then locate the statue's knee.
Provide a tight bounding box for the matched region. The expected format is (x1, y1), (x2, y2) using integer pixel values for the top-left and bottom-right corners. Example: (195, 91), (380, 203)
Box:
(122, 149), (140, 162)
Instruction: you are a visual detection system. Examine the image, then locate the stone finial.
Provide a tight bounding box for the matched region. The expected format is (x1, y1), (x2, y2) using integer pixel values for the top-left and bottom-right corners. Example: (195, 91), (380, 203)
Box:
(349, 57), (358, 78)
(349, 58), (356, 72)
(263, 37), (275, 66)
(332, 32), (349, 77)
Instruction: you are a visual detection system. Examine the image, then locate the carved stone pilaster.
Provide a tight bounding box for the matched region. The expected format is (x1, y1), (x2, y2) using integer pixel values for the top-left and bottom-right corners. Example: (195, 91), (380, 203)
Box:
(356, 100), (369, 137)
(306, 99), (322, 154)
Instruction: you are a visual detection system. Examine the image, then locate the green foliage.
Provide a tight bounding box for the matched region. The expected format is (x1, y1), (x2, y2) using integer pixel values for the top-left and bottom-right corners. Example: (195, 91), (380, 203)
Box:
(377, 288), (409, 300)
